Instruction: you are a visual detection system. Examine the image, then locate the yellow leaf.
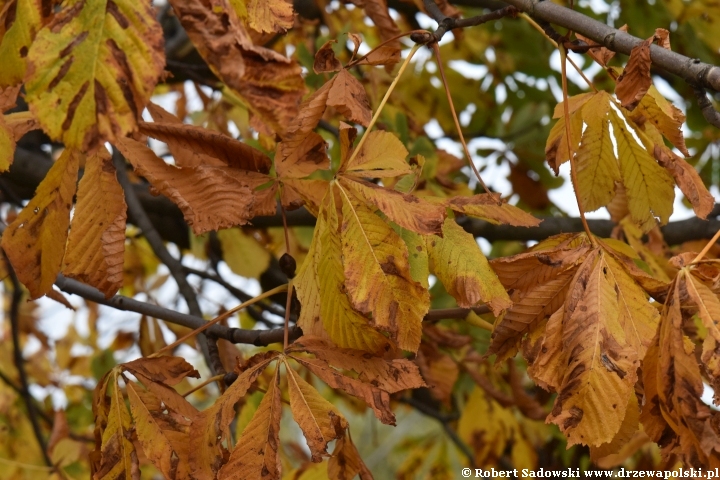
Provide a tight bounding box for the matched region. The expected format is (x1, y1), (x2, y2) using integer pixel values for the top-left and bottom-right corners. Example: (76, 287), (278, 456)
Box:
(126, 382), (174, 479)
(25, 0), (164, 150)
(577, 92), (621, 212)
(397, 226), (429, 288)
(427, 218), (512, 315)
(62, 149), (126, 298)
(96, 374), (138, 479)
(316, 191), (394, 354)
(246, 0), (294, 33)
(1, 148), (80, 298)
(634, 86), (689, 156)
(294, 227), (327, 340)
(545, 105), (583, 174)
(445, 194), (541, 226)
(217, 228), (271, 278)
(285, 360), (347, 461)
(218, 365), (282, 480)
(336, 183), (428, 352)
(609, 109), (674, 231)
(0, 115), (14, 172)
(340, 176), (445, 235)
(341, 130), (411, 177)
(589, 393), (641, 465)
(0, 0), (49, 87)
(547, 251), (637, 447)
(115, 137), (255, 234)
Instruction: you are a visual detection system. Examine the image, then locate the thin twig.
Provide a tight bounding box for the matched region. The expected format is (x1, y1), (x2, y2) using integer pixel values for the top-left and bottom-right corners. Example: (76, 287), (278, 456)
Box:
(112, 150), (223, 375)
(420, 0), (518, 43)
(693, 87), (720, 129)
(691, 228), (720, 264)
(3, 251), (52, 467)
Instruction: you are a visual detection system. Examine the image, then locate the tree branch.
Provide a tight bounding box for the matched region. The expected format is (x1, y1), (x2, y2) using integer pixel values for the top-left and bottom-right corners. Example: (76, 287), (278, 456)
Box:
(420, 0), (518, 43)
(4, 252), (52, 467)
(694, 88), (720, 129)
(497, 0), (720, 93)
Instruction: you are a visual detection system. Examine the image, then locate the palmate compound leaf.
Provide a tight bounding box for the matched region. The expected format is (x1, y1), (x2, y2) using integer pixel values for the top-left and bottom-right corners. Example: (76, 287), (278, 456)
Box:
(62, 148), (126, 298)
(283, 358), (348, 462)
(490, 234), (662, 447)
(114, 136), (259, 234)
(550, 91), (678, 232)
(641, 275), (720, 467)
(218, 365), (282, 480)
(25, 0), (164, 151)
(1, 148), (80, 298)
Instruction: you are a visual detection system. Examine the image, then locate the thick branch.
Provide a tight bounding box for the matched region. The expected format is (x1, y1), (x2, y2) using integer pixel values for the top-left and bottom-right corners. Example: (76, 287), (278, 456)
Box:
(499, 0), (720, 93)
(694, 88), (720, 129)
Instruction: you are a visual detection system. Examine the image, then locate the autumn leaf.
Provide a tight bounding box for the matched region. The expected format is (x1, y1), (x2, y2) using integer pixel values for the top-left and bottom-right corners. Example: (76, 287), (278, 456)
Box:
(0, 0), (53, 87)
(615, 37), (652, 110)
(314, 39), (342, 74)
(328, 435), (373, 480)
(62, 148), (126, 298)
(218, 365), (282, 480)
(245, 0), (294, 34)
(1, 148), (80, 298)
(341, 130), (411, 177)
(654, 145), (714, 219)
(427, 218), (511, 315)
(95, 373), (138, 479)
(327, 70), (372, 127)
(126, 382), (175, 479)
(444, 194), (541, 226)
(284, 359), (347, 461)
(25, 0), (164, 150)
(114, 137), (257, 234)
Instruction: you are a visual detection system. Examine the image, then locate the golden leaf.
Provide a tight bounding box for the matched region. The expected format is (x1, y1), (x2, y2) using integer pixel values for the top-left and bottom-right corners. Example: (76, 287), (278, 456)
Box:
(25, 0), (164, 150)
(95, 375), (138, 479)
(218, 365), (282, 480)
(126, 382), (174, 479)
(284, 360), (347, 461)
(115, 137), (255, 234)
(0, 115), (14, 172)
(122, 356), (200, 386)
(609, 108), (674, 231)
(576, 92), (621, 212)
(654, 145), (714, 219)
(341, 130), (411, 178)
(336, 183), (428, 352)
(545, 105), (583, 174)
(1, 148), (80, 298)
(328, 435), (373, 480)
(62, 149), (126, 298)
(635, 86), (689, 156)
(427, 218), (512, 315)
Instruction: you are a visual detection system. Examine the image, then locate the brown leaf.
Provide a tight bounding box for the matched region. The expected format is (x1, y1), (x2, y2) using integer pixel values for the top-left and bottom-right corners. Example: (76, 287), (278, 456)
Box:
(275, 132), (329, 179)
(361, 0), (401, 66)
(246, 0), (294, 33)
(327, 70), (372, 127)
(168, 0), (304, 135)
(328, 435), (374, 480)
(653, 28), (671, 50)
(122, 356), (200, 386)
(218, 365), (282, 480)
(314, 40), (342, 74)
(576, 25), (627, 68)
(115, 137), (256, 234)
(63, 149), (127, 298)
(446, 194), (541, 227)
(1, 148), (80, 298)
(291, 356), (396, 425)
(416, 344), (458, 405)
(288, 336), (426, 393)
(139, 120), (271, 173)
(654, 145), (714, 219)
(615, 38), (652, 111)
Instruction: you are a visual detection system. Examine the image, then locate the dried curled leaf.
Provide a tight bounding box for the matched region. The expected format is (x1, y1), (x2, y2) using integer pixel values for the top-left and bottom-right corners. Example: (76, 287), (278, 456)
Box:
(615, 38), (652, 111)
(314, 39), (342, 74)
(25, 0), (165, 150)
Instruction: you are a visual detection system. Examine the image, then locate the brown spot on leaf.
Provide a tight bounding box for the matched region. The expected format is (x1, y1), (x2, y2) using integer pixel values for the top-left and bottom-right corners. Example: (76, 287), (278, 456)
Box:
(61, 81), (89, 131)
(48, 57), (74, 90)
(59, 31), (89, 58)
(106, 0), (130, 28)
(563, 406), (584, 429)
